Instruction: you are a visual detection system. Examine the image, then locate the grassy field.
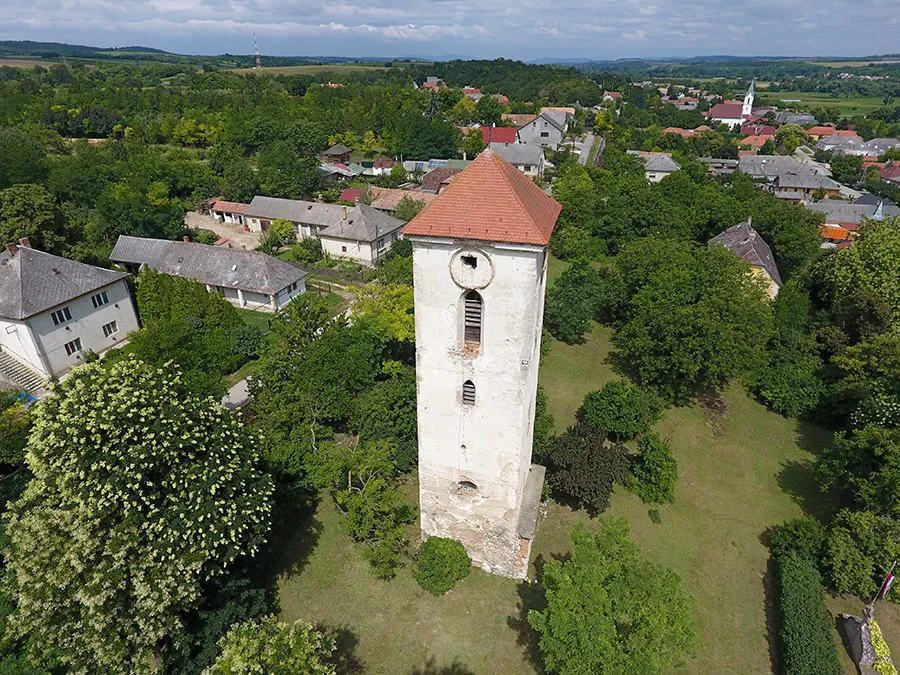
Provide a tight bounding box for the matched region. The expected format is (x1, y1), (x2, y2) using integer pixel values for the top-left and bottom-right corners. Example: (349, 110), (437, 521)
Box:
(0, 58), (48, 69)
(272, 256), (899, 673)
(759, 90), (886, 114)
(806, 59), (900, 67)
(231, 64), (390, 76)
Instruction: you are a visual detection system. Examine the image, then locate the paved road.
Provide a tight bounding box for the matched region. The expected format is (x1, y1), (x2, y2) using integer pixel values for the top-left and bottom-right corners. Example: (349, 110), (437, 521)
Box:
(184, 212), (261, 250)
(576, 132), (595, 165)
(222, 378), (250, 411)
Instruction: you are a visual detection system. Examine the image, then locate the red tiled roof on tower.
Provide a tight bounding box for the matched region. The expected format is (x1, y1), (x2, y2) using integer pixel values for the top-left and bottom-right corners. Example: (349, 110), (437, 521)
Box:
(403, 149), (561, 246)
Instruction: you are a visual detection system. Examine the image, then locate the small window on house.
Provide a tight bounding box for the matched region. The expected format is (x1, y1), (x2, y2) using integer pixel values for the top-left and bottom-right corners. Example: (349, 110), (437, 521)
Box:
(457, 480), (478, 493)
(461, 255), (477, 269)
(341, 245), (348, 253)
(51, 307), (72, 325)
(378, 238), (385, 249)
(90, 291), (110, 308)
(64, 337), (82, 356)
(523, 165), (532, 172)
(464, 290), (482, 346)
(102, 320), (118, 337)
(462, 380), (476, 405)
(540, 131), (549, 138)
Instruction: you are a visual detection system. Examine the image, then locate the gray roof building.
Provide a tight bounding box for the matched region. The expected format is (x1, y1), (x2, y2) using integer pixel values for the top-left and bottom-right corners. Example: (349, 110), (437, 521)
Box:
(710, 218), (782, 287)
(775, 170), (841, 192)
(488, 143), (545, 166)
(321, 144), (352, 156)
(110, 236), (305, 296)
(319, 204), (404, 243)
(817, 135), (862, 152)
(737, 155), (810, 179)
(805, 199), (899, 224)
(861, 138), (900, 155)
(775, 112), (817, 126)
(627, 150), (682, 173)
(0, 244), (127, 321)
(245, 196), (344, 227)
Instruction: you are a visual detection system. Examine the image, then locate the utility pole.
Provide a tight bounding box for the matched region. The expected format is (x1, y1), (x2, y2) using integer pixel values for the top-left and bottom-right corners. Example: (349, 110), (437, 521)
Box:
(252, 33), (262, 69)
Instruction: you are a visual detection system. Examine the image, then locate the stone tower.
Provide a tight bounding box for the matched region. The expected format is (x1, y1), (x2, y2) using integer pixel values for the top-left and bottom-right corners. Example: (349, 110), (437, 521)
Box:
(403, 150), (561, 578)
(742, 79), (756, 121)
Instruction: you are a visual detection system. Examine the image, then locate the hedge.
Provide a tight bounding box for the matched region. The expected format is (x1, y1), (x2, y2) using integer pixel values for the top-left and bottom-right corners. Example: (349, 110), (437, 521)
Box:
(775, 551), (842, 675)
(414, 537), (471, 595)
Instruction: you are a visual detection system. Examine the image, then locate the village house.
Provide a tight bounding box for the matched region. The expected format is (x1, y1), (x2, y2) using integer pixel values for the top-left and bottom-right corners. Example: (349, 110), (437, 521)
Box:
(501, 113), (538, 128)
(318, 144), (352, 164)
(362, 158), (397, 176)
(740, 124), (776, 137)
(709, 218), (782, 299)
(244, 196), (344, 239)
(773, 169), (841, 197)
(210, 199), (250, 228)
(480, 126), (519, 145)
(699, 157), (739, 177)
(367, 187), (438, 213)
(0, 239), (140, 389)
(740, 135), (771, 149)
(627, 151), (682, 182)
(882, 164), (900, 185)
(489, 142), (545, 177)
(775, 112), (817, 126)
(516, 112), (567, 149)
(420, 167), (462, 194)
(110, 236), (306, 312)
(318, 204), (405, 266)
(402, 159), (470, 174)
(807, 126), (860, 142)
(423, 76), (446, 91)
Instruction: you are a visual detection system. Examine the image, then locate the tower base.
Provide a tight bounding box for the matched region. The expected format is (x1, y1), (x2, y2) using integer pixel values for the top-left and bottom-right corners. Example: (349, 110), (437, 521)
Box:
(420, 465), (545, 580)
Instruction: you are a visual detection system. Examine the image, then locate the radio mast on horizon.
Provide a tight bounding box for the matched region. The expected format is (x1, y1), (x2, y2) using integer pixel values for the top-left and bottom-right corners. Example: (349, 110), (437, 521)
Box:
(252, 33), (262, 69)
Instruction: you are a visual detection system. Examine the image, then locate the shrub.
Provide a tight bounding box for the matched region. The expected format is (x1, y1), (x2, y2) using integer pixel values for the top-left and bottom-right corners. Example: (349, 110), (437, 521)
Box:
(293, 236), (323, 263)
(629, 432), (678, 504)
(870, 620), (898, 675)
(544, 422), (630, 513)
(774, 552), (842, 675)
(414, 537), (471, 595)
(580, 380), (664, 440)
(769, 517), (826, 562)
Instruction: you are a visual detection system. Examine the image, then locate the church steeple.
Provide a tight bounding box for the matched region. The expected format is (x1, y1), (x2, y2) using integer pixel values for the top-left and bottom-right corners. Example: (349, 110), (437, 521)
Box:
(742, 79), (756, 120)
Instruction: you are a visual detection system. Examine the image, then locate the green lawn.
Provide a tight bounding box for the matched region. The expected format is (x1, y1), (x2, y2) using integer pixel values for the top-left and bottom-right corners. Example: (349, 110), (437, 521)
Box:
(272, 308), (900, 673)
(235, 307), (273, 333)
(758, 90), (887, 115)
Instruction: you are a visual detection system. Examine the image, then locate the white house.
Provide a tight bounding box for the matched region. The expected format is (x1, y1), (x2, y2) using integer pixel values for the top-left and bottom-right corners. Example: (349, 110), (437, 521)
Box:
(110, 236), (306, 312)
(516, 112), (567, 149)
(488, 142), (545, 177)
(0, 239), (140, 388)
(627, 151), (682, 182)
(404, 149), (560, 578)
(319, 204), (405, 266)
(210, 199), (250, 228)
(244, 196), (344, 239)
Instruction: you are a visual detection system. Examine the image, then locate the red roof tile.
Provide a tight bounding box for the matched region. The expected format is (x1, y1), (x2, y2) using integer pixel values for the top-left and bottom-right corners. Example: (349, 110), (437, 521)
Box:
(709, 103), (744, 119)
(740, 135), (770, 148)
(480, 126), (518, 144)
(339, 188), (364, 203)
(211, 200), (249, 214)
(403, 149), (560, 246)
(880, 166), (900, 180)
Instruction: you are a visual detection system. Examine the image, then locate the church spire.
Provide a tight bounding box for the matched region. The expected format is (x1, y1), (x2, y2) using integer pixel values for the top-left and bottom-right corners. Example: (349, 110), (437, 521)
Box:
(742, 79), (756, 120)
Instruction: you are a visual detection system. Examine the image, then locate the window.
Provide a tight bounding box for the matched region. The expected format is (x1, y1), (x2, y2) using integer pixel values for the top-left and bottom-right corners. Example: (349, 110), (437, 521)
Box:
(461, 255), (477, 269)
(377, 238), (385, 249)
(540, 131), (549, 138)
(51, 307), (72, 325)
(462, 380), (476, 405)
(91, 291), (110, 308)
(523, 165), (532, 172)
(464, 290), (482, 346)
(102, 320), (118, 337)
(341, 245), (347, 253)
(457, 480), (478, 494)
(64, 338), (82, 356)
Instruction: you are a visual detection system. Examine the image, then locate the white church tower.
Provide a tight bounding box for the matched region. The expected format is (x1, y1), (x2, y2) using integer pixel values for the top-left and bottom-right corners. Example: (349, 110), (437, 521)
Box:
(404, 150), (561, 578)
(741, 79), (756, 121)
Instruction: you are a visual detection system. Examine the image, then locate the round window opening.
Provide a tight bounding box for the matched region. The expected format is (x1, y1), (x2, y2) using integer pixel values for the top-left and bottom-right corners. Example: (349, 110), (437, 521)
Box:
(457, 480), (478, 494)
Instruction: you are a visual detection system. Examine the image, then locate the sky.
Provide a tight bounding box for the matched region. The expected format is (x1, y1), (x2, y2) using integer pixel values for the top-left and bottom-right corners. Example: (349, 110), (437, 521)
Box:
(1, 0), (898, 61)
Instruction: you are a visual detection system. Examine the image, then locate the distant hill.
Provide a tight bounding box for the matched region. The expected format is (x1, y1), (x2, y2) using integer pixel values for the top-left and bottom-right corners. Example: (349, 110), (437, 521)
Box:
(0, 40), (172, 58)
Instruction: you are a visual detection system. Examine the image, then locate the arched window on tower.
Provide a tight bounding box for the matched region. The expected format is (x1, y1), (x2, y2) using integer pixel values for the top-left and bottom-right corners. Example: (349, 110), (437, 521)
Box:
(462, 380), (476, 405)
(464, 290), (482, 346)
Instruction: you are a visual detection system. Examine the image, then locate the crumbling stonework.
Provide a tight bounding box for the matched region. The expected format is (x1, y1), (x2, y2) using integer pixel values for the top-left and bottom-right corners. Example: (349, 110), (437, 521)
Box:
(841, 607), (878, 675)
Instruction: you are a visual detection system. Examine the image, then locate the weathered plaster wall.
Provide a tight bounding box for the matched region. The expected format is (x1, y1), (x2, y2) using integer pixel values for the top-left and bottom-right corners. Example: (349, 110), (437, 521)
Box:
(411, 236), (547, 578)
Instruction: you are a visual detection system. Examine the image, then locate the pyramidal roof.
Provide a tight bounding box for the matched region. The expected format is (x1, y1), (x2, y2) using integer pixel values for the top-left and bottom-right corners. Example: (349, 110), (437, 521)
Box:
(403, 149), (561, 246)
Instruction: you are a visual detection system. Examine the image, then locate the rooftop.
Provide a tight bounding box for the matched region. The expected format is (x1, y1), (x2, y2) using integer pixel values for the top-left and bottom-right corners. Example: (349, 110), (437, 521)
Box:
(319, 204), (404, 243)
(627, 150), (682, 173)
(0, 243), (128, 321)
(110, 236), (305, 295)
(403, 149), (561, 246)
(211, 199), (250, 214)
(709, 218), (782, 287)
(245, 196), (343, 226)
(480, 126), (518, 145)
(368, 187), (439, 212)
(489, 142), (544, 166)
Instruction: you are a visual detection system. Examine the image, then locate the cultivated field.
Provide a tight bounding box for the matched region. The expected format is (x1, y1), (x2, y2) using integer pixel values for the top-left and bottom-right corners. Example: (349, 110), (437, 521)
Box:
(760, 90), (886, 114)
(231, 63), (390, 76)
(0, 58), (48, 69)
(272, 257), (900, 674)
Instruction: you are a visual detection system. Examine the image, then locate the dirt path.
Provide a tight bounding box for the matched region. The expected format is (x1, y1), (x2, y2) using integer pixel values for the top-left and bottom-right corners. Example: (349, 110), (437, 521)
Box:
(184, 212), (260, 250)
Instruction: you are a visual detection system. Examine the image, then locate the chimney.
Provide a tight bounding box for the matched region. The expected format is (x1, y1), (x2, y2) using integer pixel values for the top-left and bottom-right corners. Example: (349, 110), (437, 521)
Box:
(183, 236), (190, 242)
(342, 206), (348, 220)
(5, 243), (17, 258)
(18, 237), (31, 249)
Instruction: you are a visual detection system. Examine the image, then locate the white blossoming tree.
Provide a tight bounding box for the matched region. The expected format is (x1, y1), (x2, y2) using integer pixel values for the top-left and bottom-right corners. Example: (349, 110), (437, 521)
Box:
(3, 356), (274, 673)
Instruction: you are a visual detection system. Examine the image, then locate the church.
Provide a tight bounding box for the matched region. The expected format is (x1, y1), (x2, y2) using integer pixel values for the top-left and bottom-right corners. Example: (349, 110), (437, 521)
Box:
(403, 149), (561, 578)
(708, 80), (771, 129)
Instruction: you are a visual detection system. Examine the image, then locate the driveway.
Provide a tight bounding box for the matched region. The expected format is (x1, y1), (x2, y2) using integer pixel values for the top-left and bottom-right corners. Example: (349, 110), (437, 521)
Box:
(576, 132), (595, 165)
(222, 378), (250, 411)
(184, 212), (260, 250)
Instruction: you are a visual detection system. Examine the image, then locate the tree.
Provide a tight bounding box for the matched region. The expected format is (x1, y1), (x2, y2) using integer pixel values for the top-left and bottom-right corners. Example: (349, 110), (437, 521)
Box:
(580, 380), (664, 440)
(543, 259), (605, 344)
(528, 520), (699, 675)
(611, 237), (773, 402)
(829, 154), (863, 185)
(350, 283), (415, 343)
(388, 163), (408, 187)
(824, 509), (900, 600)
(449, 96), (476, 125)
(258, 142), (321, 199)
(393, 196), (426, 222)
(352, 366), (418, 470)
(628, 432), (678, 504)
(206, 617), (336, 675)
(543, 422), (630, 513)
(775, 124), (810, 153)
(267, 218), (296, 246)
(3, 357), (274, 674)
(473, 95), (505, 126)
(361, 130), (379, 155)
(414, 537), (471, 596)
(0, 127), (47, 190)
(0, 393), (30, 469)
(305, 440), (415, 578)
(459, 130), (486, 159)
(0, 184), (67, 252)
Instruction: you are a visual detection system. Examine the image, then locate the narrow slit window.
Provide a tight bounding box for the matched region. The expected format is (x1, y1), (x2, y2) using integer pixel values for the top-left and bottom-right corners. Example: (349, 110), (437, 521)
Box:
(462, 380), (476, 405)
(464, 291), (482, 345)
